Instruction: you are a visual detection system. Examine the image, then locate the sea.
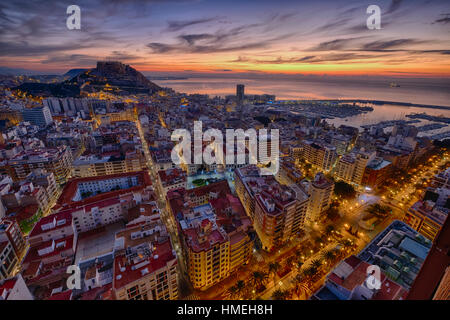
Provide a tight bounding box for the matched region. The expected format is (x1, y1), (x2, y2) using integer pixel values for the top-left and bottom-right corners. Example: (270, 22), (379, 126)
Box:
(153, 76), (450, 137)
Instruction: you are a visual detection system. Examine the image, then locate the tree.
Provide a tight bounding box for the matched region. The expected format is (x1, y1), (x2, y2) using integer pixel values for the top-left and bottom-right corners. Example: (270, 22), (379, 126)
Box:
(302, 266), (318, 280)
(323, 250), (336, 263)
(268, 262), (281, 277)
(311, 259), (323, 270)
(325, 225), (335, 236)
(334, 181), (356, 200)
(293, 280), (312, 299)
(227, 285), (238, 299)
(230, 280), (246, 299)
(250, 271), (268, 290)
(271, 289), (288, 300)
(286, 256), (295, 267)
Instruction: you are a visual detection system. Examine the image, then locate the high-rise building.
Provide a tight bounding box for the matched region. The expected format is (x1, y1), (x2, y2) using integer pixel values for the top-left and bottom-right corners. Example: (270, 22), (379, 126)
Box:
(0, 240), (18, 280)
(21, 106), (53, 127)
(361, 157), (392, 189)
(167, 180), (254, 290)
(235, 165), (309, 252)
(0, 219), (26, 261)
(299, 140), (337, 172)
(335, 150), (376, 186)
(8, 146), (73, 185)
(306, 172), (334, 222)
(403, 185), (449, 241)
(236, 84), (245, 104)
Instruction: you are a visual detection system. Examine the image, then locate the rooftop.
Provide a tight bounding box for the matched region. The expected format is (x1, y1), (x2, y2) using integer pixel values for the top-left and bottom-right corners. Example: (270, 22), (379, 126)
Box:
(29, 210), (72, 238)
(55, 171), (151, 209)
(357, 220), (432, 290)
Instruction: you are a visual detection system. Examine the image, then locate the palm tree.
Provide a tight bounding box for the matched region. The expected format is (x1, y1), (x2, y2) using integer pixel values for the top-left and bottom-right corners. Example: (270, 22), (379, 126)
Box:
(268, 261), (281, 277)
(302, 265), (318, 281)
(323, 250), (336, 263)
(286, 256), (295, 268)
(294, 281), (312, 299)
(272, 289), (288, 300)
(227, 285), (238, 299)
(250, 271), (268, 290)
(311, 259), (323, 270)
(325, 225), (335, 236)
(235, 280), (246, 298)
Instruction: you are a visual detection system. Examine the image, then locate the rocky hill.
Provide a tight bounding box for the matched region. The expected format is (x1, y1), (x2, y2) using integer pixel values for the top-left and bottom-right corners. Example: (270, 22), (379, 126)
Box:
(11, 61), (162, 97)
(70, 61), (161, 95)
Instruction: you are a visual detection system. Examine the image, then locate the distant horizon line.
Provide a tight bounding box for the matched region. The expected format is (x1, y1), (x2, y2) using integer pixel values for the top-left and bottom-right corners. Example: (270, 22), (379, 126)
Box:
(1, 65), (450, 80)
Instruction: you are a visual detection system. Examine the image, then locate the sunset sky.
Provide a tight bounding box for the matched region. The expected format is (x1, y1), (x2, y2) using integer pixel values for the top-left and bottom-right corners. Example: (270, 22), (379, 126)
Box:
(1, 0), (450, 77)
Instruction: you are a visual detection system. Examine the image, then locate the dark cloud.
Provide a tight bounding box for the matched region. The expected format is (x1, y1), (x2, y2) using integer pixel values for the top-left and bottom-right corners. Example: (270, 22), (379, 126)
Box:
(147, 41), (270, 54)
(433, 14), (450, 25)
(166, 17), (220, 32)
(229, 53), (383, 65)
(361, 39), (428, 51)
(309, 38), (362, 51)
(148, 21), (294, 54)
(386, 0), (403, 15)
(179, 34), (216, 45)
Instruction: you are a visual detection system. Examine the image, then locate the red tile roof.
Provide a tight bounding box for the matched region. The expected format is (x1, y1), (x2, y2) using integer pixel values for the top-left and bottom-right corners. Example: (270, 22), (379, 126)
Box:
(0, 278), (17, 299)
(113, 239), (176, 290)
(29, 210), (73, 238)
(47, 290), (72, 300)
(24, 235), (74, 264)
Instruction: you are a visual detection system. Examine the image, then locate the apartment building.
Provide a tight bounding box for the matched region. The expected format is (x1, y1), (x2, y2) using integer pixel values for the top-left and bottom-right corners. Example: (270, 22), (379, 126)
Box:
(167, 180), (254, 290)
(8, 146), (73, 185)
(157, 168), (187, 196)
(54, 171), (153, 233)
(112, 220), (178, 300)
(335, 150), (376, 186)
(72, 151), (146, 178)
(298, 140), (337, 172)
(0, 274), (34, 300)
(0, 219), (26, 261)
(235, 165), (309, 252)
(28, 210), (74, 247)
(313, 221), (432, 300)
(404, 201), (447, 241)
(306, 173), (334, 222)
(0, 240), (18, 280)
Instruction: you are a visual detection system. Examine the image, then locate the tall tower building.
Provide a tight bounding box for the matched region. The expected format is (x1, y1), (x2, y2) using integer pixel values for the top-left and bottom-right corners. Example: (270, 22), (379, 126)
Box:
(236, 84), (245, 104)
(306, 172), (334, 222)
(21, 106), (53, 127)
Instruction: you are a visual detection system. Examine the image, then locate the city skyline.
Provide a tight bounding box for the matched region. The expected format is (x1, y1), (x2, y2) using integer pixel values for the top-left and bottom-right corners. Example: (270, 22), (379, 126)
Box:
(1, 0), (450, 77)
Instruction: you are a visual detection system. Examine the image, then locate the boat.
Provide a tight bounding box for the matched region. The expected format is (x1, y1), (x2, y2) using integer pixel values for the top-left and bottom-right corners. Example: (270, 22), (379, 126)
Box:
(390, 82), (400, 88)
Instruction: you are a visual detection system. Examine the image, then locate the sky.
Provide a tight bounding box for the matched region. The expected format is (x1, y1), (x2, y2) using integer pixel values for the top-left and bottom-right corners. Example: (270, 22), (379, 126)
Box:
(1, 0), (450, 77)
